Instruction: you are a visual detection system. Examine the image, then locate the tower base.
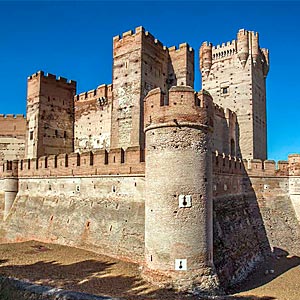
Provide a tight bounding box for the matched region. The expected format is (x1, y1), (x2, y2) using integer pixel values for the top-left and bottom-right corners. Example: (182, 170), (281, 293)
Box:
(142, 265), (221, 295)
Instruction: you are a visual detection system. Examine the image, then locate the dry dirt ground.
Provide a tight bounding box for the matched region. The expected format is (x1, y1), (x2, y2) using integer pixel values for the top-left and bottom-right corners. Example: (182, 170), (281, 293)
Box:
(0, 241), (299, 300)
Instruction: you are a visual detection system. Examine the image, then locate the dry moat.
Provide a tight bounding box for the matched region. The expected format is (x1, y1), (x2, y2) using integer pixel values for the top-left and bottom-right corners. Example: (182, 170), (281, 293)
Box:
(0, 241), (299, 300)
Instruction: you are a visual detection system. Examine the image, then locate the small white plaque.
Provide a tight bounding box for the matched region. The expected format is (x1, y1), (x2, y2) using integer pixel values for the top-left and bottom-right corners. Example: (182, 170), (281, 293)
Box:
(175, 259), (187, 271)
(178, 195), (192, 208)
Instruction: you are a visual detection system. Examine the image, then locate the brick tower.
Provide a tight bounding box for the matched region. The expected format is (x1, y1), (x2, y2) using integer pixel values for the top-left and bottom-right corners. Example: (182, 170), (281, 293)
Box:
(25, 71), (76, 159)
(143, 86), (219, 292)
(200, 29), (269, 160)
(110, 26), (194, 150)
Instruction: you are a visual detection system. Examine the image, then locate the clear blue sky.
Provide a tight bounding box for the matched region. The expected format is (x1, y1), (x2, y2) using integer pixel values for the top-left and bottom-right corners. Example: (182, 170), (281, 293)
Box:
(0, 1), (299, 161)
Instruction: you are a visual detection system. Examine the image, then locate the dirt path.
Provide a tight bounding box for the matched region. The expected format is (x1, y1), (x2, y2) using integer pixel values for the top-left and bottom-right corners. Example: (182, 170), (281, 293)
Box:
(0, 241), (299, 299)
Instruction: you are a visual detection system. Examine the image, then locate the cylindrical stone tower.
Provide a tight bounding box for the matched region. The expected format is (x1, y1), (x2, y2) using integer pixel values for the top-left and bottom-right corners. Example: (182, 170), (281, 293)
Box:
(3, 160), (19, 219)
(143, 86), (219, 292)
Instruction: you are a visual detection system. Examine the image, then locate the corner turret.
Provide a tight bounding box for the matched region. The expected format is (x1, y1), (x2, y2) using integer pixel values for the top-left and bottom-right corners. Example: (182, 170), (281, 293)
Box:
(237, 29), (249, 67)
(143, 86), (219, 292)
(200, 42), (213, 77)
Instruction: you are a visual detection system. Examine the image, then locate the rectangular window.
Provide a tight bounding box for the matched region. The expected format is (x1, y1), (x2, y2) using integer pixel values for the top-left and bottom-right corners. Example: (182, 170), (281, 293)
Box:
(29, 131), (33, 140)
(222, 87), (228, 94)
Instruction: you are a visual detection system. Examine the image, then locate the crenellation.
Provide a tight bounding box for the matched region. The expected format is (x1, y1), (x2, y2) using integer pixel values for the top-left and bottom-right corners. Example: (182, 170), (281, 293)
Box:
(168, 45), (177, 51)
(28, 70), (76, 87)
(263, 160), (276, 173)
(75, 83), (112, 102)
(122, 29), (133, 38)
(212, 41), (236, 60)
(6, 147), (145, 178)
(1, 26), (300, 295)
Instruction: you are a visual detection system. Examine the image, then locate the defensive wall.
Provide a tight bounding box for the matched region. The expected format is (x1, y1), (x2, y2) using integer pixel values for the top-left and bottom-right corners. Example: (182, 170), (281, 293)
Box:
(0, 147), (146, 262)
(0, 144), (299, 289)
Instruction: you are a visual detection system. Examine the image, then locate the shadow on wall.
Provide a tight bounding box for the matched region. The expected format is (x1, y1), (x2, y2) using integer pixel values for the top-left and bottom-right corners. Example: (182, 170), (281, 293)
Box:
(213, 128), (272, 289)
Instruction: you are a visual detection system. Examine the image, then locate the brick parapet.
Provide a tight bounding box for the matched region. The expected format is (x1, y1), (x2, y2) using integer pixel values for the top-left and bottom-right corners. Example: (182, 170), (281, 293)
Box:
(28, 70), (76, 87)
(113, 26), (167, 52)
(213, 151), (291, 177)
(168, 42), (193, 53)
(0, 147), (145, 178)
(74, 84), (113, 102)
(144, 86), (214, 131)
(0, 114), (26, 136)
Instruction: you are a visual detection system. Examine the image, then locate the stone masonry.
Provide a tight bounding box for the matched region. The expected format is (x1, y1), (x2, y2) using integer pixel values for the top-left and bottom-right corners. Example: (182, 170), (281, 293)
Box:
(0, 27), (299, 294)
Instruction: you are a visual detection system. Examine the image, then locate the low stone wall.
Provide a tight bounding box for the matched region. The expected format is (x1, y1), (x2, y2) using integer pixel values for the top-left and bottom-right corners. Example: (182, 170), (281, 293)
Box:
(0, 175), (145, 263)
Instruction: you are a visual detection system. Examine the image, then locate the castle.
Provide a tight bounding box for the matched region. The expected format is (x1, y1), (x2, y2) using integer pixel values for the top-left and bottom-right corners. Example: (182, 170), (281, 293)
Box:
(0, 26), (299, 294)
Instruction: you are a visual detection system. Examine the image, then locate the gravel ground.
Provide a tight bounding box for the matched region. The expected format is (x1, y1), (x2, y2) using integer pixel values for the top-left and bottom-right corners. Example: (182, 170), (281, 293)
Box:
(0, 241), (299, 300)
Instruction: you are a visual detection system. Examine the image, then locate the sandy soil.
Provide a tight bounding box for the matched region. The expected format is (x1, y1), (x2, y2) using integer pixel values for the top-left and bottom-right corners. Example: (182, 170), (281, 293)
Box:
(0, 241), (299, 299)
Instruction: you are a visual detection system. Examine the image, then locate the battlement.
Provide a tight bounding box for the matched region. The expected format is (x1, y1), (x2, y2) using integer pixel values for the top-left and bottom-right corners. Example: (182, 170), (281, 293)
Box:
(245, 158), (289, 176)
(213, 151), (243, 175)
(212, 40), (237, 60)
(0, 114), (25, 120)
(168, 43), (193, 53)
(213, 151), (292, 177)
(0, 114), (26, 136)
(74, 84), (113, 102)
(113, 26), (167, 52)
(144, 86), (214, 131)
(238, 29), (258, 37)
(0, 147), (145, 179)
(27, 70), (76, 87)
(113, 26), (144, 42)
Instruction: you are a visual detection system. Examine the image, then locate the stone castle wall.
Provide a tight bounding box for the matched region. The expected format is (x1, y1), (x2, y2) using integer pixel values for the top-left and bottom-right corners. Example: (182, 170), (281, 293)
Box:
(0, 175), (145, 262)
(211, 153), (300, 287)
(0, 27), (299, 292)
(0, 151), (299, 288)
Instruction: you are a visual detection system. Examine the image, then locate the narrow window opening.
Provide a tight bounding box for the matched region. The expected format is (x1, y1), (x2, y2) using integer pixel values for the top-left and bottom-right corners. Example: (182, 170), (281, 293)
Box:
(65, 154), (68, 167)
(121, 148), (125, 163)
(104, 150), (109, 165)
(76, 153), (80, 166)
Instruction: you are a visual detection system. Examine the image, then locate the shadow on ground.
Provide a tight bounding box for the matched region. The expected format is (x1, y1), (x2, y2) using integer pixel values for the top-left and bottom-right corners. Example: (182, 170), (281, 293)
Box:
(0, 259), (278, 300)
(229, 247), (300, 295)
(0, 243), (298, 299)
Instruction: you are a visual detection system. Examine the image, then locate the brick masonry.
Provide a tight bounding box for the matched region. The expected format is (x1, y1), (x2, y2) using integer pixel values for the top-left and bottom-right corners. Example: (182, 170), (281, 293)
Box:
(0, 27), (299, 293)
